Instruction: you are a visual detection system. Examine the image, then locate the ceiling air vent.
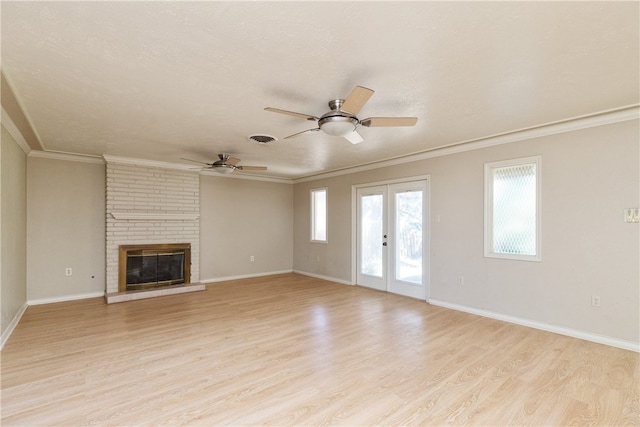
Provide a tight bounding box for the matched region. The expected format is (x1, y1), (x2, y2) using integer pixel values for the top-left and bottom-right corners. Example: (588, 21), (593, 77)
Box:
(248, 134), (277, 144)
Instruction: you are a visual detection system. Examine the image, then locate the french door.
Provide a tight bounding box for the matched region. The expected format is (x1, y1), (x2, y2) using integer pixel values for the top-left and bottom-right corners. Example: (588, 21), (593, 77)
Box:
(356, 180), (428, 299)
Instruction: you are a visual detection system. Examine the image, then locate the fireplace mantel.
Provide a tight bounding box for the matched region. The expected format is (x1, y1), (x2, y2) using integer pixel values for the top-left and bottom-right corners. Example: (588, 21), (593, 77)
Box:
(110, 212), (199, 221)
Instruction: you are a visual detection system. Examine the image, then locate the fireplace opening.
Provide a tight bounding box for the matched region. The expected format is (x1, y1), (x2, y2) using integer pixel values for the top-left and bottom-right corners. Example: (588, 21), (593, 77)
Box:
(119, 243), (191, 292)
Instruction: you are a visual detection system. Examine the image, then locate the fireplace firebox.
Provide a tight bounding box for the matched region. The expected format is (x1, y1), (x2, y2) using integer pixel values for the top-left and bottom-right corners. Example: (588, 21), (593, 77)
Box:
(118, 243), (191, 292)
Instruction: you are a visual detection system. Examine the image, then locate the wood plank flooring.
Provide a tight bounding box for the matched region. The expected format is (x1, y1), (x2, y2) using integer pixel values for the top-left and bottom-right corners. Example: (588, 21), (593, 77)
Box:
(2, 273), (639, 426)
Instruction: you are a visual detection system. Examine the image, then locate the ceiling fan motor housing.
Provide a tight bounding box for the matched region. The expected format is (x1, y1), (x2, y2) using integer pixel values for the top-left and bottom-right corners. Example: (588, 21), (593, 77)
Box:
(212, 154), (235, 173)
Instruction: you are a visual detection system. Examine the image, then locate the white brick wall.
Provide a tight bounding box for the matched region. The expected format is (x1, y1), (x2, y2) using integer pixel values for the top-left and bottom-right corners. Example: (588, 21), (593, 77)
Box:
(105, 162), (200, 293)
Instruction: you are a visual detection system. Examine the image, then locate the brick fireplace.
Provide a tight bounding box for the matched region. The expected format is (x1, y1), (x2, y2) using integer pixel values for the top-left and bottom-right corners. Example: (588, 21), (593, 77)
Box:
(104, 156), (202, 302)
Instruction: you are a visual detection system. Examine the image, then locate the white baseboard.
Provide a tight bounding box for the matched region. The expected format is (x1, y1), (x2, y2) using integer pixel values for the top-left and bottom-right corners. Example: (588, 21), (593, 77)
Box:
(200, 270), (294, 284)
(429, 299), (640, 353)
(200, 270), (352, 286)
(1, 302), (28, 350)
(292, 270), (352, 286)
(28, 291), (105, 306)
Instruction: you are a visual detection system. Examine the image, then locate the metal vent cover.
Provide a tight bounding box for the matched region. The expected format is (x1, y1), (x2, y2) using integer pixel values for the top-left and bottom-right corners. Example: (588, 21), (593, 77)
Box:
(248, 134), (277, 144)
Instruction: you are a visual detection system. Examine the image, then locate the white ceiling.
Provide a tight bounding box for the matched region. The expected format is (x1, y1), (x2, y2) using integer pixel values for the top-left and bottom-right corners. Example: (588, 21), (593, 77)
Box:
(2, 1), (638, 179)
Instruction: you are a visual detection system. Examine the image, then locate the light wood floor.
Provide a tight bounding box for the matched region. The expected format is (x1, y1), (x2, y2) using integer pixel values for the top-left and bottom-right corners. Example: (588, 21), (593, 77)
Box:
(2, 273), (638, 426)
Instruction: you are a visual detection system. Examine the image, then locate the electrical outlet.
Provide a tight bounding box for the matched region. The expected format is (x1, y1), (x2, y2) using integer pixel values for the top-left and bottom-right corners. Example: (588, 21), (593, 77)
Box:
(624, 208), (640, 223)
(591, 296), (600, 307)
(65, 268), (73, 276)
(250, 256), (254, 262)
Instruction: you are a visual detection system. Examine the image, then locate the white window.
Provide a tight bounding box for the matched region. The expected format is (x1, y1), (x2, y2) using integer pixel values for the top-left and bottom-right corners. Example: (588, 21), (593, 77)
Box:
(311, 188), (327, 242)
(484, 156), (541, 261)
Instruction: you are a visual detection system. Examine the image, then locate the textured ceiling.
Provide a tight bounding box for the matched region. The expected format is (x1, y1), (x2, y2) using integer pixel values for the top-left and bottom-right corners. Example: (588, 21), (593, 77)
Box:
(2, 1), (638, 179)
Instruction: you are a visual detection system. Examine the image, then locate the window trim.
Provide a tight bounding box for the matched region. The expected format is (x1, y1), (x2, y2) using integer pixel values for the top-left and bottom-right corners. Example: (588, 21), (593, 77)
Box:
(484, 156), (541, 262)
(310, 187), (328, 243)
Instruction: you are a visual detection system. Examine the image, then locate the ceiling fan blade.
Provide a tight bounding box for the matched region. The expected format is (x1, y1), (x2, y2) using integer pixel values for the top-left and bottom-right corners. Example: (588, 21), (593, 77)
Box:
(343, 130), (364, 145)
(284, 128), (321, 139)
(360, 117), (418, 127)
(226, 157), (241, 166)
(181, 157), (211, 165)
(237, 165), (268, 171)
(264, 107), (318, 121)
(340, 86), (374, 115)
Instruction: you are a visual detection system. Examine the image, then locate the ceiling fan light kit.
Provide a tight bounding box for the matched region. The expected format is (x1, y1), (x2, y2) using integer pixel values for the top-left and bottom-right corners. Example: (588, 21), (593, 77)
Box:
(215, 165), (236, 174)
(318, 115), (358, 137)
(265, 85), (417, 144)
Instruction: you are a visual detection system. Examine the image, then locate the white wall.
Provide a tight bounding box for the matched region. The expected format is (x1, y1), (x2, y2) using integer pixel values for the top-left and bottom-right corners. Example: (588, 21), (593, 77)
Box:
(1, 124), (28, 339)
(293, 119), (639, 346)
(26, 156), (105, 301)
(200, 175), (293, 281)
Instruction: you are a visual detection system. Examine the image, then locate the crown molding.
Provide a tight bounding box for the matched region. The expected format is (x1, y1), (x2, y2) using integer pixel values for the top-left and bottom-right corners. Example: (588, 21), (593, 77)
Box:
(25, 151), (293, 183)
(28, 150), (104, 164)
(102, 155), (293, 183)
(102, 154), (197, 171)
(293, 105), (640, 183)
(1, 107), (32, 155)
(15, 105), (638, 184)
(1, 70), (45, 151)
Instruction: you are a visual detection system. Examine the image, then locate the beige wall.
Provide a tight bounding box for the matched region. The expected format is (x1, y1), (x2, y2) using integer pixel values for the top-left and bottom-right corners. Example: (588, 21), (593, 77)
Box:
(1, 125), (28, 336)
(200, 175), (293, 280)
(26, 157), (106, 300)
(11, 118), (640, 346)
(293, 119), (639, 344)
(23, 158), (295, 297)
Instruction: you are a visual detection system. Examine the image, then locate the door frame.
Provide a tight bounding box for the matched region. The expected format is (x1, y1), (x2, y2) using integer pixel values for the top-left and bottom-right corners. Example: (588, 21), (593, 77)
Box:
(351, 175), (431, 301)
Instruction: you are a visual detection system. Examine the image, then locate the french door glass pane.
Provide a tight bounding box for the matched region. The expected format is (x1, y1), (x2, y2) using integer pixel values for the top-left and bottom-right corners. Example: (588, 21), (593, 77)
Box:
(361, 194), (383, 277)
(395, 190), (422, 284)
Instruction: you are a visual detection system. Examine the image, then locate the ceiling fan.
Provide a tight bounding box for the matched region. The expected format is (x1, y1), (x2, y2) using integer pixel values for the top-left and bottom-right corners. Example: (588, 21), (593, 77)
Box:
(265, 85), (417, 144)
(181, 154), (267, 175)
